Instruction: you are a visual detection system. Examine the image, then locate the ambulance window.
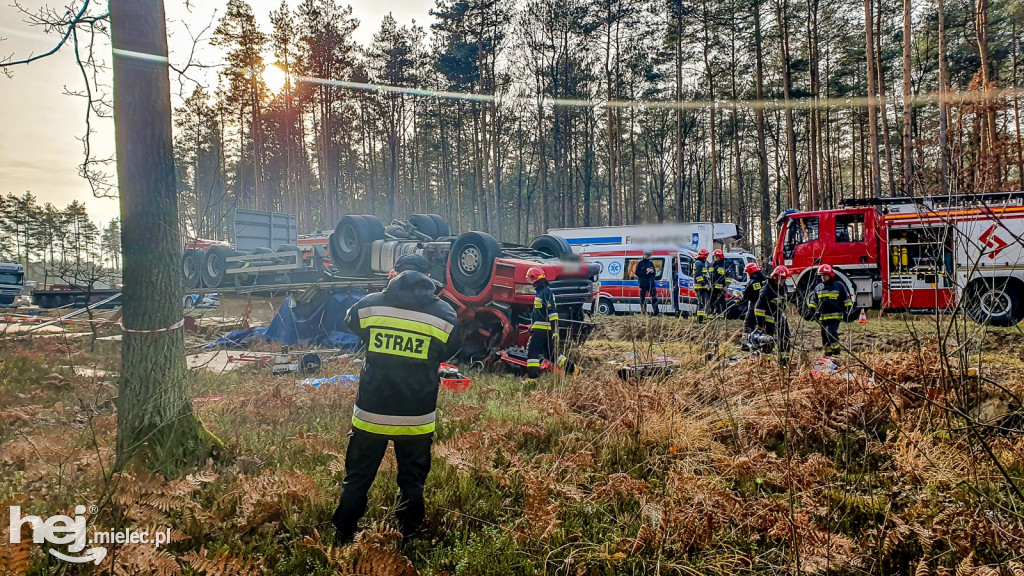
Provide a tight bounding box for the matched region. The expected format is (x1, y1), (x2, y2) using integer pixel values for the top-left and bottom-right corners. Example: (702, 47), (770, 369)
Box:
(679, 256), (693, 277)
(836, 214), (865, 242)
(626, 258), (664, 280)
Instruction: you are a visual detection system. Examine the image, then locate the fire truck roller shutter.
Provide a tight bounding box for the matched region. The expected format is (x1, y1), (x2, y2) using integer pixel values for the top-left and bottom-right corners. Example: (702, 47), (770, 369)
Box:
(450, 231), (502, 296)
(182, 248), (205, 289)
(965, 277), (1024, 327)
(529, 235), (573, 259)
(329, 215), (386, 272)
(201, 245), (234, 288)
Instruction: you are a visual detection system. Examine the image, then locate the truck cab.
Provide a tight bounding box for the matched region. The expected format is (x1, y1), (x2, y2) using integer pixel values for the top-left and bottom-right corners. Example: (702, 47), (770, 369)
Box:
(773, 207), (882, 310)
(0, 262), (25, 307)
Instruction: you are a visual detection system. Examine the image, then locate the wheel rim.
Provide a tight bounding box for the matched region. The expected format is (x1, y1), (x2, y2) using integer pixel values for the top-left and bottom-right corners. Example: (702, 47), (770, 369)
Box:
(341, 226), (358, 253)
(183, 257), (195, 278)
(598, 301), (610, 314)
(979, 288), (1012, 317)
(206, 254), (221, 277)
(459, 244), (482, 276)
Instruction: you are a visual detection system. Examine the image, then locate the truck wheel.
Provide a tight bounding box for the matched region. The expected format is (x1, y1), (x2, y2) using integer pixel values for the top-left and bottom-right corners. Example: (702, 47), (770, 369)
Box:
(450, 231), (502, 296)
(529, 234), (573, 259)
(182, 249), (204, 289)
(408, 214), (440, 239)
(385, 224), (410, 238)
(276, 244), (300, 253)
(966, 280), (1023, 326)
(429, 214), (450, 237)
(597, 299), (615, 315)
(201, 245), (232, 288)
(330, 215), (385, 268)
(795, 276), (817, 321)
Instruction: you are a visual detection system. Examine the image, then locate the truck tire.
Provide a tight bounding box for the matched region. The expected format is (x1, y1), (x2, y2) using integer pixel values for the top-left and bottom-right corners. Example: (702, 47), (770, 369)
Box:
(182, 249), (204, 289)
(597, 298), (615, 315)
(429, 214), (450, 237)
(385, 224), (410, 238)
(966, 279), (1023, 327)
(330, 215), (385, 269)
(201, 245), (233, 288)
(408, 214), (439, 239)
(450, 231), (502, 296)
(795, 276), (817, 321)
(276, 244), (300, 253)
(529, 234), (573, 259)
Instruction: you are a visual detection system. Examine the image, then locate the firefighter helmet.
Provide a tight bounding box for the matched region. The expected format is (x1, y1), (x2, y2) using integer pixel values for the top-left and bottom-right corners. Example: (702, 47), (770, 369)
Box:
(771, 265), (791, 279)
(526, 266), (546, 283)
(744, 262), (761, 275)
(713, 249), (724, 259)
(818, 264), (834, 278)
(696, 248), (709, 258)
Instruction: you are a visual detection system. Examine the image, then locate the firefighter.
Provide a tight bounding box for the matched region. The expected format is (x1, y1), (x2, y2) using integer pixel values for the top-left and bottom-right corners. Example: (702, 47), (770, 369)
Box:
(754, 265), (792, 361)
(708, 249), (731, 317)
(693, 248), (710, 322)
(525, 267), (577, 380)
(634, 250), (659, 316)
(387, 253), (429, 281)
(808, 264), (852, 357)
(739, 262), (768, 349)
(332, 269), (462, 544)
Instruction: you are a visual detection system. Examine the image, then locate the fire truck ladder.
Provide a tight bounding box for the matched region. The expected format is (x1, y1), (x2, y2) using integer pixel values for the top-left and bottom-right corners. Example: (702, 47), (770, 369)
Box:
(840, 191), (1024, 210)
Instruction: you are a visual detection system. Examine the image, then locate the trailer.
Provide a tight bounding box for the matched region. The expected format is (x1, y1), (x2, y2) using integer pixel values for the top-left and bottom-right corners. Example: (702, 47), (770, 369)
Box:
(772, 192), (1024, 326)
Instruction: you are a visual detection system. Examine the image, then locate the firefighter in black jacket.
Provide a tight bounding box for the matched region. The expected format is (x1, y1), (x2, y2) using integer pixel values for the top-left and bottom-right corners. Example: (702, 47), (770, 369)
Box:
(808, 264), (852, 356)
(693, 248), (710, 322)
(634, 251), (659, 316)
(525, 267), (576, 379)
(333, 270), (462, 544)
(708, 249), (731, 317)
(754, 265), (792, 361)
(739, 262), (768, 347)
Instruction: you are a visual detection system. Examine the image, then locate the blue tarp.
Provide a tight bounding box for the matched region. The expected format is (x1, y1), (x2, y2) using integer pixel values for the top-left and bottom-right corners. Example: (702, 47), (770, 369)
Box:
(205, 289), (365, 350)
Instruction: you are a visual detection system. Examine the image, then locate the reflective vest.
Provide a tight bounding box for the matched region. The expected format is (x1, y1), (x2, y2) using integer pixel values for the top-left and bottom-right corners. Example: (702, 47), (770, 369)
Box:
(531, 281), (558, 331)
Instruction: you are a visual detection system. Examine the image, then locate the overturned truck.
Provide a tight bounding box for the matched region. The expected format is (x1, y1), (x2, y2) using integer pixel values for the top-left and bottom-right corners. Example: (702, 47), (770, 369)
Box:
(182, 210), (599, 358)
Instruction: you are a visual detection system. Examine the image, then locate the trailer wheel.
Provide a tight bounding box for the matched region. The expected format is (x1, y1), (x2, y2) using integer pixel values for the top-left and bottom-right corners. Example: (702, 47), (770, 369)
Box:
(428, 214), (450, 237)
(450, 231), (502, 296)
(201, 245), (233, 288)
(529, 234), (573, 259)
(597, 299), (615, 315)
(182, 249), (204, 289)
(408, 214), (440, 239)
(276, 244), (300, 253)
(966, 279), (1023, 326)
(330, 215), (385, 269)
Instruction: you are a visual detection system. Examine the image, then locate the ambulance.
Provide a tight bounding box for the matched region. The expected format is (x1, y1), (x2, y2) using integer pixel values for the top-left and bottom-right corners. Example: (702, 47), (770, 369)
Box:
(549, 222), (744, 253)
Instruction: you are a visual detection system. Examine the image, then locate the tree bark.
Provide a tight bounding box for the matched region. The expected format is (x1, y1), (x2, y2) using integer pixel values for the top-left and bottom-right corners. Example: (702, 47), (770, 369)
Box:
(753, 0), (772, 257)
(902, 0), (914, 195)
(937, 0), (951, 194)
(775, 0), (799, 208)
(111, 0), (215, 472)
(864, 0), (883, 198)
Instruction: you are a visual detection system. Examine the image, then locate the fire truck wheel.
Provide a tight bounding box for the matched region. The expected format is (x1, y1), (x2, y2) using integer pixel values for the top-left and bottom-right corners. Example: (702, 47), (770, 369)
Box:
(408, 214), (440, 239)
(182, 249), (205, 289)
(597, 299), (615, 315)
(201, 245), (233, 288)
(967, 280), (1023, 327)
(330, 215), (385, 268)
(429, 214), (450, 237)
(450, 231), (502, 296)
(529, 234), (573, 259)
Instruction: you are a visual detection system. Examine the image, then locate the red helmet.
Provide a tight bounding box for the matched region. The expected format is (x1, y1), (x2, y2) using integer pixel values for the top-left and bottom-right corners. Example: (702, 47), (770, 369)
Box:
(818, 264), (834, 277)
(744, 262), (761, 275)
(526, 266), (546, 283)
(713, 249), (724, 259)
(696, 248), (709, 258)
(771, 265), (791, 279)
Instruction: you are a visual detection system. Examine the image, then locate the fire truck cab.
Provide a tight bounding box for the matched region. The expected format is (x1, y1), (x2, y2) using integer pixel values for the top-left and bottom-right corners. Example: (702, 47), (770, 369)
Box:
(773, 192), (1024, 326)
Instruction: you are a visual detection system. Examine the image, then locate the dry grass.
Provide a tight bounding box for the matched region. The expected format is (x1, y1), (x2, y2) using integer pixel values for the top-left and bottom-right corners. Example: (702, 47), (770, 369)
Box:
(1, 313), (1023, 574)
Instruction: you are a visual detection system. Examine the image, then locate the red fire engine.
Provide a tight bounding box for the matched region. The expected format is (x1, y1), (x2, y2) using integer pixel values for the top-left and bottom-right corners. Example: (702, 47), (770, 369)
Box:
(772, 193), (1024, 326)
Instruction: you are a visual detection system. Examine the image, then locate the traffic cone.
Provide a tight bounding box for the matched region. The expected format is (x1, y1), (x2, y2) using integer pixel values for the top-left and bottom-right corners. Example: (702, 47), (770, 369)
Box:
(858, 309), (868, 323)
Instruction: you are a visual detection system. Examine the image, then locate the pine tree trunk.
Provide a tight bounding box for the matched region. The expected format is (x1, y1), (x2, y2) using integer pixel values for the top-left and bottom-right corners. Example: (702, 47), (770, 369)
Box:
(864, 0), (883, 198)
(754, 0), (772, 256)
(776, 0), (799, 208)
(111, 0), (215, 472)
(902, 0), (914, 195)
(938, 0), (951, 194)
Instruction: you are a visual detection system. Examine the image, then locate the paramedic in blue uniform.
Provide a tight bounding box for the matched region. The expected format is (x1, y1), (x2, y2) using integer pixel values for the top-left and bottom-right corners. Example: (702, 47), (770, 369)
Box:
(332, 267), (462, 544)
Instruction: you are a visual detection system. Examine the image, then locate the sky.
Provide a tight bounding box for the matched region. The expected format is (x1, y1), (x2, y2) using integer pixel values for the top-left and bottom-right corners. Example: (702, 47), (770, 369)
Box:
(0, 0), (433, 225)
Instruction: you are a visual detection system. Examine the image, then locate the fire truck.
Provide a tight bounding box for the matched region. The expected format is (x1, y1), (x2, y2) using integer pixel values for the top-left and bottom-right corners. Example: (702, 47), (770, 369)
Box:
(181, 210), (599, 357)
(772, 192), (1024, 326)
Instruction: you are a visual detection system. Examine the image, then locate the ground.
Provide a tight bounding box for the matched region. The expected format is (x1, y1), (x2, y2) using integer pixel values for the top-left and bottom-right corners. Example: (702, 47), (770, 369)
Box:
(1, 311), (1023, 575)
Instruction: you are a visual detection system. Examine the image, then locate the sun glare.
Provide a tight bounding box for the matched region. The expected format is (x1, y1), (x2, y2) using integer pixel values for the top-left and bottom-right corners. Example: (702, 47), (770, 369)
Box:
(264, 65), (287, 94)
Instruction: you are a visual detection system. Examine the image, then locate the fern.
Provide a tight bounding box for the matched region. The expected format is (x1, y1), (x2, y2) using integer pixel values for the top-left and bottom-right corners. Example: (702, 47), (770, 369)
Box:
(181, 547), (262, 576)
